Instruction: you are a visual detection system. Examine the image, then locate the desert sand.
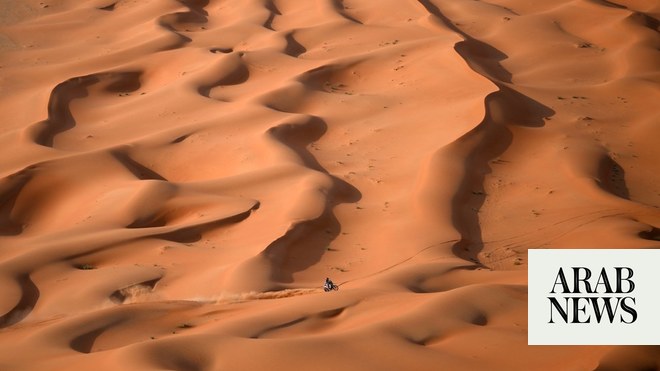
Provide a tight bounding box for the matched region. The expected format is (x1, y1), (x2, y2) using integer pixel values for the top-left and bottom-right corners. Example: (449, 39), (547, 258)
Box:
(0, 0), (658, 369)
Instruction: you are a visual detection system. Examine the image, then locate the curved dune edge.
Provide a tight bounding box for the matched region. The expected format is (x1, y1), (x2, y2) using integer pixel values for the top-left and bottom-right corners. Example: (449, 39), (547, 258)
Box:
(0, 0), (659, 369)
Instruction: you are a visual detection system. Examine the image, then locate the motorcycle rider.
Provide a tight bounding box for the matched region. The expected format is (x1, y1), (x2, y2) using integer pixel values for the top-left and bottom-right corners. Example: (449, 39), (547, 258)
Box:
(324, 277), (335, 291)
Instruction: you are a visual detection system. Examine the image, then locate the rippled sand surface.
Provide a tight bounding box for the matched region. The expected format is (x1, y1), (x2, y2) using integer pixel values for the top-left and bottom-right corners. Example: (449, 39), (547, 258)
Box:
(0, 0), (658, 369)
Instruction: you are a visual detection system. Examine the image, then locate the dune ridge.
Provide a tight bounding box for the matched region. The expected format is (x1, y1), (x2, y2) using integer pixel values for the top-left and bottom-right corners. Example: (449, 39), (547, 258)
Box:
(0, 0), (658, 369)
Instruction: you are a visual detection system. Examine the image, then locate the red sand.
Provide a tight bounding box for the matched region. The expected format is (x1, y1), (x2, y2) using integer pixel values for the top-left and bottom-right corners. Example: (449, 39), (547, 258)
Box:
(0, 0), (658, 369)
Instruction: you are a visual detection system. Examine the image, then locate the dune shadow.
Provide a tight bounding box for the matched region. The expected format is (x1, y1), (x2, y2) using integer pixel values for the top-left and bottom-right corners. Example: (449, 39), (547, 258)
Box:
(285, 32), (306, 58)
(250, 316), (306, 339)
(148, 349), (205, 371)
(174, 0), (209, 25)
(263, 0), (282, 30)
(639, 227), (660, 242)
(158, 0), (209, 36)
(111, 149), (167, 181)
(0, 167), (34, 236)
(32, 75), (98, 147)
(0, 273), (40, 328)
(418, 0), (512, 83)
(70, 326), (111, 353)
(595, 345), (660, 371)
(209, 47), (233, 54)
(261, 116), (361, 284)
(598, 155), (630, 200)
(330, 0), (363, 24)
(98, 2), (116, 11)
(449, 91), (553, 264)
(417, 0), (555, 264)
(197, 60), (250, 99)
(136, 203), (259, 242)
(105, 71), (142, 93)
(31, 72), (142, 148)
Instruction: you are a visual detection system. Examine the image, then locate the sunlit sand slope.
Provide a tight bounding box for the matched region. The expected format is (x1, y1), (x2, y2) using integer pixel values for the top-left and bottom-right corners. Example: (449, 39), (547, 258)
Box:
(0, 0), (658, 369)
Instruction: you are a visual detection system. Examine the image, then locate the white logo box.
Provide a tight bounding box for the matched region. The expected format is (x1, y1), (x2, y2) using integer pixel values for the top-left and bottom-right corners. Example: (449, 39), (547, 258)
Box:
(528, 249), (660, 345)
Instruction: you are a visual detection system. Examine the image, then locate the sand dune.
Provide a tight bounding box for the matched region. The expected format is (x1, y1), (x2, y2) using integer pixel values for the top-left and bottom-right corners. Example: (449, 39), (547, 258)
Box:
(0, 0), (658, 369)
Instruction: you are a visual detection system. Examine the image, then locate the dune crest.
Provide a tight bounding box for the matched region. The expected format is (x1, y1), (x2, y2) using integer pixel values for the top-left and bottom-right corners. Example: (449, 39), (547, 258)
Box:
(0, 0), (658, 369)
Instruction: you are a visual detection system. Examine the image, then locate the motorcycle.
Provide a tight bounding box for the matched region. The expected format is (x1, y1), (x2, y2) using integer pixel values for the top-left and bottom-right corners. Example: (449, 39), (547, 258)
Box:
(324, 282), (339, 292)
